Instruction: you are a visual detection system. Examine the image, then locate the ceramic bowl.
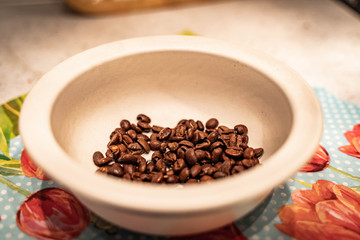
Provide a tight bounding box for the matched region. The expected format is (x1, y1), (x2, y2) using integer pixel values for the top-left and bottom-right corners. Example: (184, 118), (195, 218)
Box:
(19, 36), (322, 236)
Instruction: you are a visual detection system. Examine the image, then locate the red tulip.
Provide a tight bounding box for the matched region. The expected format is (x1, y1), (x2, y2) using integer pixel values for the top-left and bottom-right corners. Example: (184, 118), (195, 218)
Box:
(300, 145), (330, 172)
(339, 124), (360, 158)
(169, 223), (247, 240)
(16, 187), (90, 240)
(275, 180), (360, 240)
(21, 149), (51, 180)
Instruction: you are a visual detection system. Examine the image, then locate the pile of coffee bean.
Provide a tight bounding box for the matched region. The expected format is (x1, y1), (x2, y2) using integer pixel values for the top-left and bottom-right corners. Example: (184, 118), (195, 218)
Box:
(93, 114), (263, 184)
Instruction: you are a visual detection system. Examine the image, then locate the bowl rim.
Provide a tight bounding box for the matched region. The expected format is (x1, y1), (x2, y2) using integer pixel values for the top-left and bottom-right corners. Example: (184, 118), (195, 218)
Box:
(19, 35), (323, 214)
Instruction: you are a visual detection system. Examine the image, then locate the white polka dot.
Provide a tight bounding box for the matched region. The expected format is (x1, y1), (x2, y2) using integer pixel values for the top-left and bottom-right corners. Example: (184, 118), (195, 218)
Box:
(4, 205), (10, 210)
(290, 186), (296, 191)
(252, 235), (260, 240)
(262, 216), (268, 221)
(271, 200), (277, 205)
(318, 173), (324, 177)
(345, 160), (351, 165)
(37, 182), (42, 186)
(0, 224), (3, 229)
(9, 153), (13, 157)
(342, 182), (349, 186)
(15, 182), (21, 186)
(18, 176), (25, 179)
(280, 192), (287, 197)
(251, 226), (258, 231)
(277, 236), (285, 240)
(48, 180), (54, 185)
(5, 233), (11, 239)
(288, 178), (294, 183)
(2, 214), (7, 220)
(356, 162), (360, 166)
(265, 236), (271, 240)
(26, 182), (31, 186)
(8, 197), (14, 202)
(297, 173), (303, 177)
(334, 160), (340, 164)
(348, 168), (354, 172)
(278, 184), (285, 189)
(264, 225), (270, 231)
(307, 173), (313, 177)
(1, 190), (7, 195)
(329, 174), (335, 178)
(9, 224), (15, 229)
(17, 233), (24, 239)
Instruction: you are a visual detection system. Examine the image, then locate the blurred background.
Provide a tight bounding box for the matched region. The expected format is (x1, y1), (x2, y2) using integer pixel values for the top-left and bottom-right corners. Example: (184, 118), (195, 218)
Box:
(0, 0), (360, 105)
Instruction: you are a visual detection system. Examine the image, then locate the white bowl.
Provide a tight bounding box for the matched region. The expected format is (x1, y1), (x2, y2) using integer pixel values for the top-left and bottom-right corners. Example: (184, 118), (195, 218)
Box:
(20, 36), (322, 236)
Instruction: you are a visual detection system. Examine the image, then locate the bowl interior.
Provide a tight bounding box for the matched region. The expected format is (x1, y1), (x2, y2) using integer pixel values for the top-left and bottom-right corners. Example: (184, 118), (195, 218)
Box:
(50, 50), (292, 170)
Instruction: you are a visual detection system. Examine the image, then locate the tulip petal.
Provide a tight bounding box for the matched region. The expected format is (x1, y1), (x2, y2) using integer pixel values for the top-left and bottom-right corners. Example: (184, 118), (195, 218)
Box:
(352, 136), (360, 153)
(345, 131), (358, 145)
(300, 145), (330, 172)
(278, 205), (320, 225)
(292, 190), (319, 208)
(316, 199), (360, 233)
(353, 124), (360, 134)
(21, 150), (51, 180)
(333, 184), (360, 215)
(313, 180), (336, 201)
(274, 223), (295, 238)
(294, 221), (360, 240)
(338, 145), (360, 158)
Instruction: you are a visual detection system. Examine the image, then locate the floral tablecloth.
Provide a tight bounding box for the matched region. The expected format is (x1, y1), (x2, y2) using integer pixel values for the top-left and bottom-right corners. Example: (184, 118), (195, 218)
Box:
(0, 88), (359, 240)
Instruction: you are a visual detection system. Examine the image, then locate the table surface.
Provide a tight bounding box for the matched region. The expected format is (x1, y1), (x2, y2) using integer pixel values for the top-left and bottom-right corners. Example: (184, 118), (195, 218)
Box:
(1, 0), (360, 105)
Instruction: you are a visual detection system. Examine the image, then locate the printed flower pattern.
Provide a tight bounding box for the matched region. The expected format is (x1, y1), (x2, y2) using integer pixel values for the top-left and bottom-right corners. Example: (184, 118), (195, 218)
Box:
(338, 124), (360, 158)
(16, 187), (90, 240)
(275, 180), (360, 240)
(169, 223), (247, 240)
(21, 149), (51, 180)
(300, 145), (330, 172)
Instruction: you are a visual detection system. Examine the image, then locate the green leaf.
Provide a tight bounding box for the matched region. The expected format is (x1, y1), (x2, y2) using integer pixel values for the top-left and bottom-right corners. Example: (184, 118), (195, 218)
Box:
(1, 164), (21, 169)
(0, 176), (31, 197)
(0, 154), (11, 160)
(2, 95), (25, 137)
(0, 158), (21, 165)
(0, 127), (9, 157)
(0, 166), (23, 176)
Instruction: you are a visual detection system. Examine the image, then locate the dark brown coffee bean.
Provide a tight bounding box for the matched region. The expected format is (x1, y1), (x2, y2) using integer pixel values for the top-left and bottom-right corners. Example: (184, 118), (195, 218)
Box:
(195, 140), (210, 150)
(137, 138), (150, 153)
(158, 127), (171, 140)
(128, 143), (142, 152)
(137, 114), (151, 123)
(217, 159), (231, 175)
(236, 135), (243, 147)
(179, 168), (190, 183)
(176, 148), (185, 159)
(186, 178), (198, 183)
(186, 128), (195, 140)
(151, 125), (163, 133)
(116, 128), (126, 136)
(150, 140), (161, 151)
(243, 147), (255, 159)
(173, 158), (186, 172)
(200, 175), (214, 182)
(93, 157), (112, 167)
(242, 159), (254, 168)
(211, 147), (223, 163)
(119, 153), (138, 164)
(242, 135), (249, 145)
(164, 152), (177, 165)
(208, 131), (219, 143)
(175, 124), (186, 137)
(120, 119), (131, 131)
(151, 172), (163, 183)
(151, 151), (163, 161)
(254, 148), (264, 158)
(231, 165), (245, 174)
(96, 165), (111, 174)
(210, 141), (224, 151)
(217, 125), (230, 135)
(214, 162), (223, 169)
(160, 141), (168, 152)
(118, 144), (128, 153)
(229, 134), (237, 147)
(198, 131), (208, 141)
(200, 164), (216, 176)
(122, 134), (133, 145)
(140, 173), (151, 182)
(169, 136), (185, 142)
(93, 151), (104, 162)
(177, 119), (187, 126)
(122, 173), (132, 180)
(105, 148), (114, 159)
(196, 120), (204, 131)
(107, 133), (119, 147)
(123, 164), (136, 174)
(130, 123), (143, 133)
(166, 169), (175, 175)
(126, 129), (137, 140)
(185, 148), (197, 166)
(189, 119), (197, 130)
(137, 121), (151, 132)
(146, 162), (155, 173)
(190, 164), (201, 178)
(168, 142), (179, 152)
(222, 153), (231, 162)
(132, 172), (142, 181)
(108, 163), (124, 177)
(234, 124), (248, 135)
(221, 129), (235, 135)
(205, 118), (219, 129)
(137, 133), (150, 142)
(179, 140), (194, 148)
(166, 174), (179, 184)
(213, 171), (226, 178)
(225, 147), (243, 158)
(155, 159), (166, 173)
(137, 157), (147, 173)
(195, 149), (207, 161)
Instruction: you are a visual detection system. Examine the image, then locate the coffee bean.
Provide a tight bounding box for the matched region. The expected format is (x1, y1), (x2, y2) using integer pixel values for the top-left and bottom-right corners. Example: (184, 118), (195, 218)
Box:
(254, 148), (264, 158)
(164, 152), (177, 165)
(137, 114), (151, 123)
(152, 151), (163, 161)
(206, 118), (219, 129)
(137, 157), (147, 173)
(208, 131), (219, 143)
(93, 151), (104, 163)
(93, 156), (112, 167)
(229, 134), (237, 147)
(108, 163), (124, 177)
(128, 143), (142, 152)
(176, 148), (185, 159)
(96, 165), (111, 174)
(186, 128), (195, 140)
(132, 172), (142, 181)
(213, 171), (226, 178)
(210, 141), (224, 151)
(201, 164), (216, 176)
(189, 119), (197, 129)
(195, 140), (210, 150)
(211, 147), (223, 163)
(122, 134), (133, 145)
(217, 159), (231, 175)
(175, 124), (186, 137)
(196, 120), (204, 131)
(158, 127), (172, 140)
(190, 164), (201, 178)
(137, 133), (150, 142)
(151, 172), (163, 183)
(234, 124), (248, 135)
(243, 147), (255, 159)
(173, 158), (186, 172)
(155, 159), (166, 173)
(177, 119), (187, 126)
(194, 149), (207, 161)
(231, 165), (245, 174)
(105, 148), (114, 159)
(160, 141), (168, 152)
(123, 164), (136, 174)
(137, 121), (151, 132)
(118, 153), (138, 164)
(168, 142), (179, 151)
(131, 123), (143, 133)
(146, 162), (155, 173)
(200, 175), (214, 182)
(186, 178), (199, 183)
(166, 174), (179, 184)
(150, 140), (161, 151)
(120, 119), (131, 131)
(242, 159), (254, 168)
(217, 125), (230, 135)
(137, 138), (150, 153)
(118, 144), (128, 153)
(123, 173), (132, 180)
(107, 133), (119, 147)
(179, 140), (194, 148)
(166, 169), (175, 175)
(151, 125), (163, 133)
(225, 147), (243, 158)
(140, 173), (151, 182)
(179, 168), (190, 183)
(185, 148), (197, 166)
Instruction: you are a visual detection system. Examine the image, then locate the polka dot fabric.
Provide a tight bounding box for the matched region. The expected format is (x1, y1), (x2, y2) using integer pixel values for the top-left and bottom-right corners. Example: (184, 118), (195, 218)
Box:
(0, 88), (359, 240)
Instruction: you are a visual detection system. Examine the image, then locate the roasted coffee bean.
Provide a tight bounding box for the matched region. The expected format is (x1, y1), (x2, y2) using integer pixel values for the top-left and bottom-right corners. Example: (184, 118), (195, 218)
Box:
(166, 169), (175, 175)
(96, 165), (111, 174)
(225, 147), (243, 158)
(151, 172), (163, 183)
(116, 127), (126, 135)
(137, 133), (150, 142)
(200, 175), (214, 182)
(158, 127), (172, 140)
(254, 148), (264, 158)
(122, 134), (133, 145)
(204, 151), (212, 160)
(128, 143), (142, 152)
(166, 174), (179, 184)
(118, 144), (128, 153)
(211, 147), (223, 163)
(120, 119), (131, 131)
(179, 140), (194, 148)
(201, 164), (216, 176)
(160, 141), (168, 152)
(190, 164), (201, 178)
(105, 148), (114, 159)
(151, 125), (163, 133)
(137, 157), (147, 173)
(189, 119), (197, 129)
(137, 121), (151, 132)
(222, 153), (231, 162)
(175, 124), (186, 137)
(210, 141), (224, 151)
(150, 140), (161, 151)
(243, 147), (255, 159)
(229, 134), (237, 147)
(108, 163), (124, 177)
(173, 158), (186, 172)
(164, 152), (177, 165)
(93, 156), (112, 167)
(140, 173), (151, 182)
(123, 164), (136, 174)
(155, 159), (166, 173)
(177, 119), (187, 126)
(234, 124), (248, 135)
(152, 151), (163, 161)
(198, 131), (208, 141)
(107, 133), (119, 147)
(118, 153), (138, 164)
(242, 134), (249, 144)
(168, 142), (179, 152)
(206, 118), (219, 129)
(169, 136), (185, 142)
(217, 125), (230, 135)
(186, 128), (195, 140)
(217, 159), (231, 175)
(176, 148), (185, 159)
(179, 168), (190, 183)
(231, 165), (245, 174)
(185, 178), (198, 183)
(185, 148), (197, 166)
(213, 171), (226, 178)
(221, 129), (235, 135)
(127, 129), (137, 140)
(132, 172), (142, 181)
(195, 140), (210, 150)
(208, 131), (219, 143)
(146, 162), (155, 173)
(131, 123), (143, 133)
(137, 114), (151, 123)
(137, 138), (150, 153)
(214, 161), (223, 169)
(196, 120), (205, 131)
(242, 159), (254, 168)
(123, 173), (132, 180)
(93, 151), (104, 162)
(195, 149), (207, 161)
